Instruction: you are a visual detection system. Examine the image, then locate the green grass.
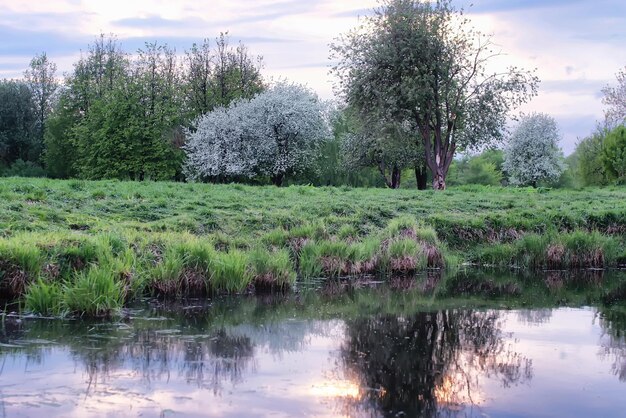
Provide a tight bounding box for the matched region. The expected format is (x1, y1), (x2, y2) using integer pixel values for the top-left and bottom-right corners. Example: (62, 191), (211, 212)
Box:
(24, 278), (63, 316)
(248, 247), (296, 289)
(62, 266), (124, 317)
(0, 177), (625, 316)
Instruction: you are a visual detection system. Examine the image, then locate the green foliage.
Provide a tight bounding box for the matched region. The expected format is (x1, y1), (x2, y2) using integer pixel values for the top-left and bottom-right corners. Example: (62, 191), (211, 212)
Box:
(2, 159), (46, 178)
(472, 230), (620, 269)
(149, 248), (185, 293)
(387, 238), (421, 259)
(448, 150), (504, 186)
(0, 80), (38, 166)
(0, 178), (625, 316)
(299, 242), (323, 279)
(331, 0), (538, 189)
(574, 128), (610, 186)
(0, 239), (43, 275)
(43, 95), (80, 178)
(602, 125), (626, 183)
(73, 85), (180, 180)
(293, 112), (384, 187)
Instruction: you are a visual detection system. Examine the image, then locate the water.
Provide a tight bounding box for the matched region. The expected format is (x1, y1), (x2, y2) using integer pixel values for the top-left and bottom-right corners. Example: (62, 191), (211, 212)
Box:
(1, 275), (626, 417)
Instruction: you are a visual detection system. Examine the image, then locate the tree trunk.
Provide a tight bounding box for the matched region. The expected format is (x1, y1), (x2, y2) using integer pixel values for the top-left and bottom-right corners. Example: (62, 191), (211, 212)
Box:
(432, 169), (446, 190)
(391, 165), (401, 189)
(271, 173), (285, 187)
(415, 162), (428, 190)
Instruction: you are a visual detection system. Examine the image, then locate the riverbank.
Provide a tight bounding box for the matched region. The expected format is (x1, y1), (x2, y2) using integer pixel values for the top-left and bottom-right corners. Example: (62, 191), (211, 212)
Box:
(0, 177), (625, 316)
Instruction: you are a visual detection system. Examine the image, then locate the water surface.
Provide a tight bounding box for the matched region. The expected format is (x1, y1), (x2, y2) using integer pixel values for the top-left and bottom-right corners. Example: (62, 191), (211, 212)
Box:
(1, 274), (626, 417)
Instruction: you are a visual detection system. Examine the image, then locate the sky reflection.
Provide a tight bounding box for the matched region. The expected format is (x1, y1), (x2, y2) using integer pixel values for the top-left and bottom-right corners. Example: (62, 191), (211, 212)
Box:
(0, 306), (625, 417)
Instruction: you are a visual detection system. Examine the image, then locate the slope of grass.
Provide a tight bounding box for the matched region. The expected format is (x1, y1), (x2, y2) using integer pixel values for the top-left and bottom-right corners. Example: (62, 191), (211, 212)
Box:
(0, 177), (625, 316)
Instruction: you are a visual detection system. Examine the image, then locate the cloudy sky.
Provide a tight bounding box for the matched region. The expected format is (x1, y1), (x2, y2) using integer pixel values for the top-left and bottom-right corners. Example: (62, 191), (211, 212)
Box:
(1, 0), (625, 154)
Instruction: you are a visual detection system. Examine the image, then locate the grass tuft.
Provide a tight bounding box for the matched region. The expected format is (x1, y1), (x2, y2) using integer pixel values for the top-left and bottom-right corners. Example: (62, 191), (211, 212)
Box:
(62, 266), (124, 317)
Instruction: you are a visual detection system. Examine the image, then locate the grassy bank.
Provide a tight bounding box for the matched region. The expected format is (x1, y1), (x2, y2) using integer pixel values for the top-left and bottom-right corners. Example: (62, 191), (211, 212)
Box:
(0, 177), (625, 316)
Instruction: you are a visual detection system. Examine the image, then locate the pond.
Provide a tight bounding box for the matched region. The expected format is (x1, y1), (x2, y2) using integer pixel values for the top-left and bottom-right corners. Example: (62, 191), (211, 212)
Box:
(1, 270), (626, 417)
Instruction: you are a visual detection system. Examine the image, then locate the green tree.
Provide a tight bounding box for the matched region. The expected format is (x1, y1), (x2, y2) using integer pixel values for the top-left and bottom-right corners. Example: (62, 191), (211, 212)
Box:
(0, 80), (37, 167)
(448, 150), (503, 186)
(297, 109), (385, 187)
(74, 75), (180, 180)
(574, 128), (610, 186)
(24, 52), (58, 155)
(341, 110), (422, 189)
(44, 35), (128, 178)
(331, 0), (538, 190)
(184, 34), (264, 119)
(602, 125), (626, 184)
(43, 93), (81, 178)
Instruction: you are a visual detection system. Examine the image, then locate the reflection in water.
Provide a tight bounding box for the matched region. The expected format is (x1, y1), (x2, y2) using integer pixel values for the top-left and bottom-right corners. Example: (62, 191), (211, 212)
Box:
(78, 327), (256, 395)
(598, 307), (626, 381)
(516, 309), (553, 325)
(1, 271), (626, 417)
(339, 311), (532, 417)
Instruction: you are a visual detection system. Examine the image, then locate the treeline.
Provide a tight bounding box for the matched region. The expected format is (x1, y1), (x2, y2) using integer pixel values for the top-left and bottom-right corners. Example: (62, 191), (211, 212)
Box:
(440, 122), (626, 189)
(0, 21), (624, 189)
(1, 33), (264, 181)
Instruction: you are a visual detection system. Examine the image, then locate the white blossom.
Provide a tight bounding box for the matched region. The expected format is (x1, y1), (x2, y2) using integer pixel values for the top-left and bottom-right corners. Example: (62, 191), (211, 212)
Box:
(184, 82), (330, 184)
(503, 113), (566, 186)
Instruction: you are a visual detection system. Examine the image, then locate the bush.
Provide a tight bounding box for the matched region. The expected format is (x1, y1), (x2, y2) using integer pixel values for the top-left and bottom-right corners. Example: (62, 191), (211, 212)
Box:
(2, 159), (46, 178)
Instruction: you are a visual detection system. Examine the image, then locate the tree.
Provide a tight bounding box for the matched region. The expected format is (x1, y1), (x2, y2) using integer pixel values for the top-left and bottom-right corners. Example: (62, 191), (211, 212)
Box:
(448, 149), (504, 186)
(24, 52), (58, 153)
(602, 67), (626, 128)
(503, 113), (566, 187)
(341, 111), (422, 189)
(44, 92), (81, 178)
(72, 41), (184, 180)
(572, 127), (610, 186)
(184, 34), (264, 119)
(331, 0), (538, 190)
(601, 125), (626, 183)
(68, 34), (128, 115)
(0, 80), (37, 166)
(184, 82), (330, 186)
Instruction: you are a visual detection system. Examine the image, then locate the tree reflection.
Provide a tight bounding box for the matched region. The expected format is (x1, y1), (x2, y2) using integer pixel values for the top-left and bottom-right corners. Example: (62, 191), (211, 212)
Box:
(598, 307), (626, 381)
(76, 327), (256, 395)
(339, 310), (533, 417)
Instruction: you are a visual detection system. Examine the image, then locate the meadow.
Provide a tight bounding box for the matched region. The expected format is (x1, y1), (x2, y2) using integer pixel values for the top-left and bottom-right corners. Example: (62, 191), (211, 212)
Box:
(0, 177), (625, 316)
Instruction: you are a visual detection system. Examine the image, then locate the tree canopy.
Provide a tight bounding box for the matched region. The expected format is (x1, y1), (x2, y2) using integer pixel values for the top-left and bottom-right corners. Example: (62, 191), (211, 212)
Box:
(503, 113), (565, 187)
(602, 67), (626, 128)
(184, 82), (330, 186)
(331, 0), (538, 189)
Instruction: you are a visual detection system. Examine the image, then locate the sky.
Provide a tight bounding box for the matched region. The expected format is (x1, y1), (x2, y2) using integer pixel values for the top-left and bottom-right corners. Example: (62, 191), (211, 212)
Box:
(1, 0), (625, 154)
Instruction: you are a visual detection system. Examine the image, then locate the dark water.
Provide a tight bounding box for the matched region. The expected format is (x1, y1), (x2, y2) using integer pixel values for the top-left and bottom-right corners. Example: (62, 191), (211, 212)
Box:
(1, 271), (626, 417)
